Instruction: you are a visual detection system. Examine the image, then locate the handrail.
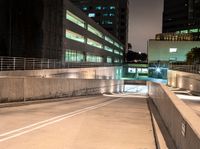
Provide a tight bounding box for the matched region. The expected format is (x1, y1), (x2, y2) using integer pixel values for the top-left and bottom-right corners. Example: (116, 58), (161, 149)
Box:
(0, 56), (122, 71)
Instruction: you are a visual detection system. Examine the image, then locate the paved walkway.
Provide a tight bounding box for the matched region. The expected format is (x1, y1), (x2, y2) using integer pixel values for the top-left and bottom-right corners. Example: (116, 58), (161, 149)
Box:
(0, 95), (156, 149)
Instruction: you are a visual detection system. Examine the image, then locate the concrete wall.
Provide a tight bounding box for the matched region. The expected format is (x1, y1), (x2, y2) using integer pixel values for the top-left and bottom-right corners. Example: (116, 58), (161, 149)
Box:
(148, 82), (200, 149)
(148, 40), (200, 62)
(0, 77), (124, 102)
(168, 70), (200, 94)
(0, 66), (123, 80)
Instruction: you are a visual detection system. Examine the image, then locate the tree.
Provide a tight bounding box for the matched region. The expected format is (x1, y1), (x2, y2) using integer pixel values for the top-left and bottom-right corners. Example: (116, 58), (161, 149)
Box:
(186, 47), (200, 64)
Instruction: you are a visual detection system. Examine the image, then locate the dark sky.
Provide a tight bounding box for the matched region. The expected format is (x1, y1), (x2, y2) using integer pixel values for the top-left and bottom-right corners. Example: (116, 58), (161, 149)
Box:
(128, 0), (164, 53)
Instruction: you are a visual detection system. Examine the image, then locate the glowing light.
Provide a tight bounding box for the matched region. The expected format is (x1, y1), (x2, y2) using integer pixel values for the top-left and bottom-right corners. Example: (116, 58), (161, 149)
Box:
(156, 68), (161, 73)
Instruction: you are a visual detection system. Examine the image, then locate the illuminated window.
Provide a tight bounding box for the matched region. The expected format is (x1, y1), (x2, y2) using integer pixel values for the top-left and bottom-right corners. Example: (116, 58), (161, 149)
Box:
(77, 51), (84, 62)
(189, 28), (199, 33)
(87, 38), (103, 49)
(86, 54), (103, 63)
(95, 6), (101, 10)
(87, 25), (103, 38)
(109, 13), (115, 16)
(65, 50), (84, 62)
(114, 50), (120, 55)
(114, 42), (120, 48)
(82, 6), (88, 11)
(169, 48), (177, 53)
(180, 30), (188, 33)
(105, 36), (113, 44)
(119, 45), (123, 50)
(114, 58), (120, 63)
(104, 46), (113, 52)
(88, 13), (95, 17)
(65, 50), (76, 62)
(66, 11), (85, 28)
(110, 6), (115, 10)
(120, 52), (123, 56)
(107, 57), (112, 63)
(66, 30), (85, 43)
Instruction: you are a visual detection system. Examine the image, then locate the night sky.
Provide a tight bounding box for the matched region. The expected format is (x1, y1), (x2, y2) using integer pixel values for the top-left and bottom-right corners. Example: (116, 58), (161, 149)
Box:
(128, 0), (164, 53)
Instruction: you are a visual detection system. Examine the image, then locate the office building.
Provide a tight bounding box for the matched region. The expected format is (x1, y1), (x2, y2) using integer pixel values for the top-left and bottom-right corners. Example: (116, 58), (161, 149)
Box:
(0, 0), (124, 65)
(163, 0), (200, 33)
(70, 0), (129, 47)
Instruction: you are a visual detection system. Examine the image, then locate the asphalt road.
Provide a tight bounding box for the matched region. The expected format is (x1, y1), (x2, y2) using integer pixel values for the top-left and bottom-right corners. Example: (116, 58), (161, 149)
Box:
(0, 95), (156, 149)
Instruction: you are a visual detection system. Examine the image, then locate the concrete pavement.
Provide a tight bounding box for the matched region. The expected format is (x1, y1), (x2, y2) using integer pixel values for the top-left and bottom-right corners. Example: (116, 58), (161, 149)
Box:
(0, 95), (156, 149)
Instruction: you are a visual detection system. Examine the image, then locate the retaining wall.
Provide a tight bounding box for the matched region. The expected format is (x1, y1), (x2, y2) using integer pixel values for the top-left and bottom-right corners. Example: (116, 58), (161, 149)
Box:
(148, 82), (200, 149)
(168, 70), (200, 95)
(0, 77), (124, 102)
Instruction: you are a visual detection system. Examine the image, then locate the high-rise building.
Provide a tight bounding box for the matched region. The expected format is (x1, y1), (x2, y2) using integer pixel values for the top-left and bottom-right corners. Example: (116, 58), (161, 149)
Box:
(163, 0), (200, 33)
(0, 0), (124, 65)
(70, 0), (129, 47)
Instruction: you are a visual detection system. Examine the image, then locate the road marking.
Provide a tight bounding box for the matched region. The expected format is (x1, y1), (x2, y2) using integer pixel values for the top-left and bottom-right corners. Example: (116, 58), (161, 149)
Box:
(0, 98), (120, 142)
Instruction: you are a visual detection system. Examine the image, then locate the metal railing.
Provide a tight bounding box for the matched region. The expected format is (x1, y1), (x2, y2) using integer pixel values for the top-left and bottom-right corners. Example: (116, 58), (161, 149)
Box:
(169, 64), (200, 74)
(0, 56), (120, 71)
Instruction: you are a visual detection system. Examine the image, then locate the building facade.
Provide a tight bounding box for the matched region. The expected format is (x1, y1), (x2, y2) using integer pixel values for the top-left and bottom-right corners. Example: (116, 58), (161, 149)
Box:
(70, 0), (129, 47)
(0, 0), (124, 65)
(163, 0), (200, 33)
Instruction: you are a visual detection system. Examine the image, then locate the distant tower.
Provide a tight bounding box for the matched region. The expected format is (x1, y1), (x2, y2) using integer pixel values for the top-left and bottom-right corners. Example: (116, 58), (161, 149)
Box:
(70, 0), (129, 47)
(163, 0), (200, 33)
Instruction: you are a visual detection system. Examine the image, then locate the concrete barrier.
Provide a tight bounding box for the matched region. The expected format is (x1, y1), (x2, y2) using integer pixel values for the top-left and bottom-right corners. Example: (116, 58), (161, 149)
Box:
(0, 77), (124, 102)
(148, 82), (200, 149)
(168, 70), (200, 95)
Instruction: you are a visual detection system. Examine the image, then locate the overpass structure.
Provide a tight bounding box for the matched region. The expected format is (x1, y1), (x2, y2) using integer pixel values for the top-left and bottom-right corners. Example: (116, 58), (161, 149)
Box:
(0, 68), (200, 149)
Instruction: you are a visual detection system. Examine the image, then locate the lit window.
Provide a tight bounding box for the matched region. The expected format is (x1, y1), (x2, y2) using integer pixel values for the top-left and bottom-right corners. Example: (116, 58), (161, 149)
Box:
(110, 6), (115, 10)
(180, 30), (188, 33)
(95, 6), (101, 10)
(87, 25), (103, 38)
(86, 54), (103, 63)
(114, 49), (120, 55)
(88, 13), (95, 17)
(104, 46), (113, 52)
(119, 45), (123, 50)
(66, 30), (85, 43)
(87, 38), (103, 49)
(105, 36), (113, 44)
(65, 50), (77, 62)
(107, 57), (112, 63)
(169, 48), (177, 53)
(114, 58), (120, 63)
(109, 13), (115, 17)
(114, 42), (120, 48)
(66, 11), (85, 28)
(189, 28), (199, 33)
(82, 6), (88, 11)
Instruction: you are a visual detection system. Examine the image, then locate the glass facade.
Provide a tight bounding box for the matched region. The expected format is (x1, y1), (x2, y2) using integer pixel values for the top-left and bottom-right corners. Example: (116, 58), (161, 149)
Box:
(107, 57), (112, 63)
(65, 50), (84, 62)
(87, 25), (103, 38)
(104, 46), (113, 52)
(66, 29), (85, 43)
(87, 38), (103, 49)
(105, 36), (114, 44)
(66, 11), (85, 28)
(86, 54), (103, 63)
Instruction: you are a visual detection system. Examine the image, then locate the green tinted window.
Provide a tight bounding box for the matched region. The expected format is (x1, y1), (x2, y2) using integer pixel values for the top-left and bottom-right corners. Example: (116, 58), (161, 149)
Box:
(105, 36), (113, 44)
(88, 25), (103, 38)
(87, 38), (103, 49)
(66, 11), (85, 28)
(104, 46), (113, 52)
(66, 30), (85, 43)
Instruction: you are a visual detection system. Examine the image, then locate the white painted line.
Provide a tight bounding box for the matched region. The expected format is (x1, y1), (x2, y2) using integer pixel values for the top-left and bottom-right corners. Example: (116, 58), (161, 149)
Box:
(0, 99), (120, 142)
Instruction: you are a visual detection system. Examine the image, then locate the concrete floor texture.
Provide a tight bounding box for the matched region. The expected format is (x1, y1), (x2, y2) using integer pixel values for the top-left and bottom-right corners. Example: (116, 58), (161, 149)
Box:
(0, 95), (156, 149)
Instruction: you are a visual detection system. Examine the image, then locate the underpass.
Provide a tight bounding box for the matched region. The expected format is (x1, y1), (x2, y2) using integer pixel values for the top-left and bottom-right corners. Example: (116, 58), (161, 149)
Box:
(0, 94), (156, 149)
